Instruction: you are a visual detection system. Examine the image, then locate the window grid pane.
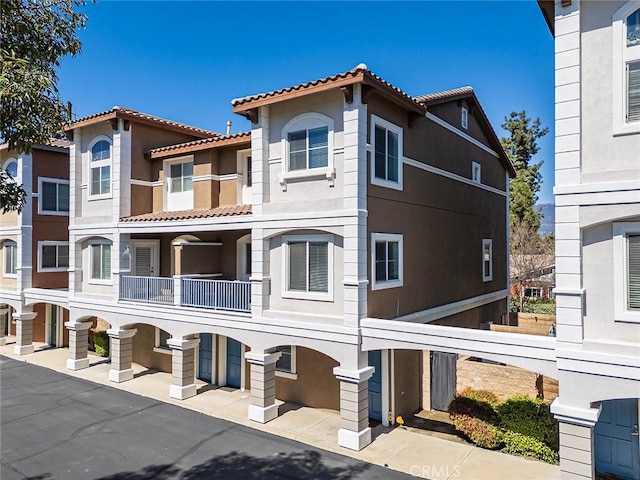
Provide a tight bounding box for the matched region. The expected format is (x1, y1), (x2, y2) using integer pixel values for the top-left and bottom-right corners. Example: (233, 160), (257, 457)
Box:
(275, 345), (292, 372)
(42, 182), (58, 211)
(288, 131), (307, 171)
(182, 162), (193, 192)
(288, 242), (307, 291)
(308, 242), (328, 292)
(42, 245), (57, 268)
(91, 141), (110, 161)
(59, 183), (70, 211)
(58, 245), (69, 268)
(387, 241), (399, 280)
(387, 131), (399, 182)
(374, 126), (386, 179)
(628, 235), (640, 309)
(91, 168), (101, 195)
(628, 61), (640, 122)
(375, 241), (387, 282)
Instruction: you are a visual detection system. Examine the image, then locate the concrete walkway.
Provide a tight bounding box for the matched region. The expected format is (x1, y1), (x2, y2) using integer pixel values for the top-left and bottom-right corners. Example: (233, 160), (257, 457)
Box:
(0, 341), (559, 480)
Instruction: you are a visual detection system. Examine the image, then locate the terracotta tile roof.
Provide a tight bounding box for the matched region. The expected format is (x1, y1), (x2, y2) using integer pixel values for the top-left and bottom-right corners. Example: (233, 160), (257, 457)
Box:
(120, 204), (252, 223)
(414, 86), (475, 105)
(231, 64), (426, 114)
(146, 132), (251, 158)
(0, 138), (70, 151)
(69, 106), (218, 138)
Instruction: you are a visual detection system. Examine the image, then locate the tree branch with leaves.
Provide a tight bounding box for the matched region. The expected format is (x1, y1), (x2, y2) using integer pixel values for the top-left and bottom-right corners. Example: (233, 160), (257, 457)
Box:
(0, 0), (88, 212)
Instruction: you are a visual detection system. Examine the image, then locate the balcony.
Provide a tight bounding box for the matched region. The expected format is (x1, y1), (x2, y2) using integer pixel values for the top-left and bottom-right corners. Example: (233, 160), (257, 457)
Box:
(119, 276), (251, 313)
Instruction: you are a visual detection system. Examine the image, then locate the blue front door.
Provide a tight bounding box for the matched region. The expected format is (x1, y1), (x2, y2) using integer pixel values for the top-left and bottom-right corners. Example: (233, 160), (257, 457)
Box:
(595, 398), (640, 480)
(368, 350), (382, 421)
(226, 338), (242, 388)
(198, 333), (213, 383)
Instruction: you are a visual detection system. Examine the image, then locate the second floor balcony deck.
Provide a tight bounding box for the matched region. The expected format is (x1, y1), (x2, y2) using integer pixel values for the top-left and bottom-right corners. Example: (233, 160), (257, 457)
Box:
(119, 275), (251, 313)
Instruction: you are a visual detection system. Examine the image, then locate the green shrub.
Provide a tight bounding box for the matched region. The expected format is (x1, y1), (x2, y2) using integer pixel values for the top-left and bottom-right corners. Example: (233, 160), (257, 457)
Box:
(502, 431), (559, 464)
(451, 415), (503, 449)
(92, 330), (110, 357)
(448, 387), (500, 423)
(498, 395), (558, 450)
(521, 299), (556, 315)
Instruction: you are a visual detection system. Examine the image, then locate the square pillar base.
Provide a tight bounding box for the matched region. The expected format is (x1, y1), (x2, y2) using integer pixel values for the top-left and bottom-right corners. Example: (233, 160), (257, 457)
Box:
(170, 383), (197, 400)
(338, 427), (372, 451)
(109, 368), (134, 383)
(248, 403), (279, 424)
(67, 357), (90, 371)
(0, 337), (6, 346)
(14, 344), (34, 356)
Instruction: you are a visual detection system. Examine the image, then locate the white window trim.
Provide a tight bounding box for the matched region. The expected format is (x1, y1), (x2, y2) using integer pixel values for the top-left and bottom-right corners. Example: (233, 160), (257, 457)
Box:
(88, 136), (113, 200)
(613, 2), (640, 135)
(472, 161), (482, 184)
(2, 241), (18, 278)
(613, 222), (640, 323)
(371, 233), (404, 291)
(275, 345), (298, 380)
(38, 241), (69, 272)
(37, 177), (70, 216)
(370, 114), (404, 191)
(163, 155), (194, 211)
(88, 239), (112, 285)
(279, 112), (336, 189)
(482, 239), (493, 282)
(282, 233), (334, 302)
(236, 149), (252, 204)
(153, 327), (172, 354)
(2, 158), (19, 183)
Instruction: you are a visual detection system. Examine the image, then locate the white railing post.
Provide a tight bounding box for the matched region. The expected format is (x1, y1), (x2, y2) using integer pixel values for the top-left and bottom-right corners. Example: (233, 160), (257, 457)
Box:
(174, 276), (181, 306)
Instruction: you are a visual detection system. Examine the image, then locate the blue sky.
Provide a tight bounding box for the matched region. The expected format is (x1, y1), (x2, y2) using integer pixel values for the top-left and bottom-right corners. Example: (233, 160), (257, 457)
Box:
(59, 1), (555, 204)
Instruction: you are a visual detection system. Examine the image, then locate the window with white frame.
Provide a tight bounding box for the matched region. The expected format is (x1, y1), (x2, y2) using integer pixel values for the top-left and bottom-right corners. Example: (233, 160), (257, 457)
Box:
(283, 234), (333, 300)
(472, 161), (481, 184)
(280, 113), (335, 187)
(38, 241), (69, 272)
(275, 345), (297, 378)
(154, 328), (171, 353)
(613, 222), (640, 322)
(371, 233), (403, 290)
(165, 158), (194, 211)
(613, 3), (640, 133)
(461, 106), (469, 129)
(482, 239), (493, 282)
(39, 178), (69, 214)
(371, 115), (403, 190)
(90, 139), (111, 196)
(90, 242), (111, 281)
(524, 287), (542, 298)
(3, 158), (18, 180)
(3, 241), (17, 277)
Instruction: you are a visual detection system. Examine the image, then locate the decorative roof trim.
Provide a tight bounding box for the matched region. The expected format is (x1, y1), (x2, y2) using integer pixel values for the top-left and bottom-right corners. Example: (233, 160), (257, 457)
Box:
(146, 132), (251, 159)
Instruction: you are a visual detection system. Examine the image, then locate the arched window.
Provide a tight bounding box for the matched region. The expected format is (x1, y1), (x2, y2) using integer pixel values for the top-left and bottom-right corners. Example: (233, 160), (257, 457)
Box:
(89, 138), (111, 196)
(3, 159), (18, 181)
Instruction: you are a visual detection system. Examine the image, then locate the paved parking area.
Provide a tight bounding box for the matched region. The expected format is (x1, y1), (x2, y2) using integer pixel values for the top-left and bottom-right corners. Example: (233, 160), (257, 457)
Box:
(1, 356), (408, 480)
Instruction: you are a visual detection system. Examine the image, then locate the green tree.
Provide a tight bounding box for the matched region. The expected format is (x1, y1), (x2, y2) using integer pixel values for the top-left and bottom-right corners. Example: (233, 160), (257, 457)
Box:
(0, 0), (88, 212)
(501, 111), (549, 230)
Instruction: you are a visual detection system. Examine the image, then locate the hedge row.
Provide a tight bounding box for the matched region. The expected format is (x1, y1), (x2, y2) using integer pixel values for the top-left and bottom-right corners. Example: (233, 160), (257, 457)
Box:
(448, 387), (559, 464)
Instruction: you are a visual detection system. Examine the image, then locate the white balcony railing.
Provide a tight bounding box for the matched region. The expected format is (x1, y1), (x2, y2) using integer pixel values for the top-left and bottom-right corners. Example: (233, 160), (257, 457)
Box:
(181, 278), (251, 312)
(120, 276), (174, 304)
(119, 276), (251, 313)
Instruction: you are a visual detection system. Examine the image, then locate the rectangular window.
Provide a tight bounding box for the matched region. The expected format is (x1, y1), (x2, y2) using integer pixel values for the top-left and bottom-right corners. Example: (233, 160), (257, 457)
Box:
(288, 241), (328, 293)
(371, 233), (403, 290)
(39, 242), (69, 271)
(153, 328), (172, 354)
(472, 161), (481, 184)
(288, 126), (328, 171)
(371, 115), (403, 190)
(169, 161), (193, 193)
(483, 239), (493, 282)
(524, 287), (542, 299)
(91, 165), (111, 196)
(462, 107), (469, 129)
(40, 179), (70, 214)
(628, 234), (640, 310)
(91, 243), (111, 281)
(3, 242), (17, 276)
(283, 234), (333, 301)
(628, 61), (640, 123)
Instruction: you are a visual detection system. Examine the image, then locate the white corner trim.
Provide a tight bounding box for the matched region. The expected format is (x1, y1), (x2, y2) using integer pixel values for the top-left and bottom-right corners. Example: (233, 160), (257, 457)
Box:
(403, 157), (506, 197)
(425, 112), (500, 159)
(394, 289), (508, 324)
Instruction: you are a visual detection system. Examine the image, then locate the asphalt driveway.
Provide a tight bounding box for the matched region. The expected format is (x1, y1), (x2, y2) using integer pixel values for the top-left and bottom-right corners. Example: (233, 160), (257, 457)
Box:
(1, 356), (409, 480)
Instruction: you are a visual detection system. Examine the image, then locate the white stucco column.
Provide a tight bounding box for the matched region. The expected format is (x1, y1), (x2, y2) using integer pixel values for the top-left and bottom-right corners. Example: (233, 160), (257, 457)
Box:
(333, 365), (375, 451)
(107, 328), (137, 382)
(168, 337), (199, 400)
(551, 399), (601, 480)
(65, 320), (92, 370)
(13, 311), (36, 355)
(246, 350), (281, 424)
